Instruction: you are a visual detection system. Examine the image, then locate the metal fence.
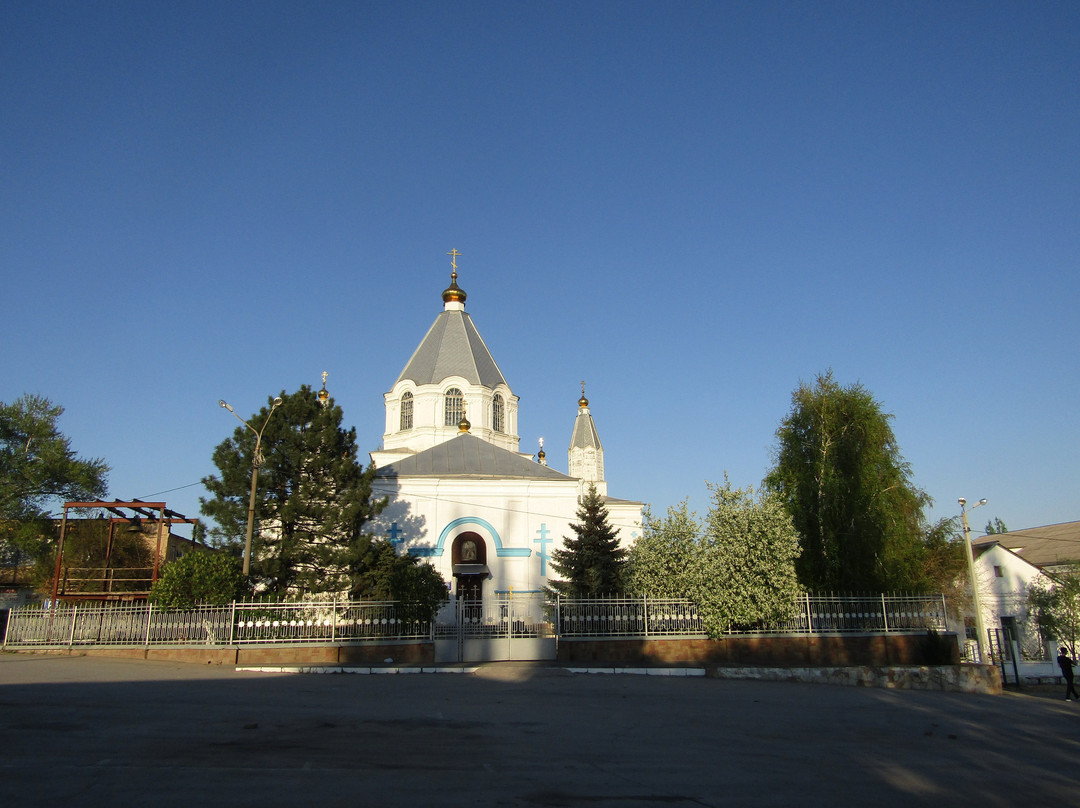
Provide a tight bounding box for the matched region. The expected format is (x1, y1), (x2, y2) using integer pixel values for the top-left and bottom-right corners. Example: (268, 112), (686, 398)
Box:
(2, 593), (950, 650)
(434, 594), (553, 639)
(555, 597), (704, 637)
(2, 600), (431, 649)
(554, 593), (950, 638)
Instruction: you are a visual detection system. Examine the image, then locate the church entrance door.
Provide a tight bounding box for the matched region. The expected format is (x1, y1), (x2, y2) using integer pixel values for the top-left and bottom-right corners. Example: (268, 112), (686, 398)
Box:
(434, 531), (555, 662)
(450, 532), (487, 624)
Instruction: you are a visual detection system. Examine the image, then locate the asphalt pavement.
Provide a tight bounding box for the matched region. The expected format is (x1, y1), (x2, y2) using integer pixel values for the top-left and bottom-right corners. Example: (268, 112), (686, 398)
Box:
(1, 653), (1078, 807)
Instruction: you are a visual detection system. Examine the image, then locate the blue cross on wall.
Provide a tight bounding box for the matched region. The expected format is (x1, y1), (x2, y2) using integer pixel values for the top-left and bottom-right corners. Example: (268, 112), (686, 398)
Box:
(388, 522), (404, 546)
(534, 523), (552, 576)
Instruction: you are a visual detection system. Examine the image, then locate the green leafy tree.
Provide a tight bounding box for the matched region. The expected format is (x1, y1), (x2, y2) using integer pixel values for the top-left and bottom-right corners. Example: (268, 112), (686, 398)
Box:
(764, 371), (931, 593)
(985, 518), (1008, 535)
(346, 537), (448, 620)
(1027, 565), (1080, 655)
(200, 385), (385, 598)
(919, 516), (969, 606)
(625, 501), (701, 597)
(149, 552), (248, 609)
(0, 395), (109, 570)
(549, 484), (627, 597)
(689, 479), (802, 637)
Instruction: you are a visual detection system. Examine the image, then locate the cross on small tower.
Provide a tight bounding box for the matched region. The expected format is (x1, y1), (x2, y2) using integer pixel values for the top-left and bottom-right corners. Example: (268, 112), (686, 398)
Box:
(318, 370), (330, 406)
(447, 248), (461, 278)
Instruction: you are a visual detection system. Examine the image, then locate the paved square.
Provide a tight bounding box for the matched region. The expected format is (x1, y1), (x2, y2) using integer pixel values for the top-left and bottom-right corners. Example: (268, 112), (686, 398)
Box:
(1, 654), (1077, 806)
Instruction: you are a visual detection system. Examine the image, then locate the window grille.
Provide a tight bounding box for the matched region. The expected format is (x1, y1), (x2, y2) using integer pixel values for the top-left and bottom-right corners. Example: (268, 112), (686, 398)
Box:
(492, 394), (504, 433)
(444, 388), (463, 426)
(400, 392), (413, 431)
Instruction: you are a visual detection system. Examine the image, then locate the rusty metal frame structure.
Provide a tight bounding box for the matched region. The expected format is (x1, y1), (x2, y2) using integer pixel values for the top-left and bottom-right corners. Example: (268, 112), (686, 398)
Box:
(50, 500), (200, 603)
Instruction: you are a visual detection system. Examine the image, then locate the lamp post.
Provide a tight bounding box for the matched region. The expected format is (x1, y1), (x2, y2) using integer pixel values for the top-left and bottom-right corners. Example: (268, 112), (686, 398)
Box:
(959, 496), (989, 662)
(220, 396), (283, 576)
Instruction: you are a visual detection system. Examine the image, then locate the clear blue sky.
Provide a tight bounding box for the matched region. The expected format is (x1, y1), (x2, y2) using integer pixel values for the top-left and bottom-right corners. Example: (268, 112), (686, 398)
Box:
(3, 1), (1077, 538)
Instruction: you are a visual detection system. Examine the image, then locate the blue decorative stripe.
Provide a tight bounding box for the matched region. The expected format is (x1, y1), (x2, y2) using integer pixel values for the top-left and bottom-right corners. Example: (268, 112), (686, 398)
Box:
(406, 516), (534, 559)
(435, 516), (500, 552)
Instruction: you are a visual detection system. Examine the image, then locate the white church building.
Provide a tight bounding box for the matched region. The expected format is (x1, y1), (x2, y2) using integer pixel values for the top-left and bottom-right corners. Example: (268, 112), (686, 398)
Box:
(369, 258), (642, 600)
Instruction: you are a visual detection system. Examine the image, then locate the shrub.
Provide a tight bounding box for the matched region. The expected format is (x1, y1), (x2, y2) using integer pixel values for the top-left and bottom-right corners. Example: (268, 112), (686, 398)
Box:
(149, 552), (247, 609)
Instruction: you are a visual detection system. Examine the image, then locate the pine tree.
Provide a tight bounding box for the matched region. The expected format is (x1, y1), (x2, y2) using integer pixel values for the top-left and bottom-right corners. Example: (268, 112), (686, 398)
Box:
(1, 394), (109, 576)
(549, 484), (627, 597)
(200, 384), (385, 598)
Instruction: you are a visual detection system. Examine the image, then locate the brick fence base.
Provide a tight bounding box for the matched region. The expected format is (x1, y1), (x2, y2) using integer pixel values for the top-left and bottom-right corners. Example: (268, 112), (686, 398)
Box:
(557, 633), (961, 667)
(21, 641), (434, 666)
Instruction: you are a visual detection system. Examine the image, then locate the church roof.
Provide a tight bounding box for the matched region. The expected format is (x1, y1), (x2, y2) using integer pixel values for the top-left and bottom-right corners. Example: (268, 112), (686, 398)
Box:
(376, 432), (574, 481)
(570, 409), (603, 450)
(396, 309), (508, 388)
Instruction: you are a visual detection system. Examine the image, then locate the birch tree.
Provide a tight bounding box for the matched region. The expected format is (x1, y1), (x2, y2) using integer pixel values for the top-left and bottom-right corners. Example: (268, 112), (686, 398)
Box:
(764, 371), (930, 592)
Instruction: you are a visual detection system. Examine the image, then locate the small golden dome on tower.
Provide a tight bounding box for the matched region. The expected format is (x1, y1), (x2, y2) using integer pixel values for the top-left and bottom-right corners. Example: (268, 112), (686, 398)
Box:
(442, 248), (467, 304)
(442, 276), (467, 304)
(318, 371), (329, 406)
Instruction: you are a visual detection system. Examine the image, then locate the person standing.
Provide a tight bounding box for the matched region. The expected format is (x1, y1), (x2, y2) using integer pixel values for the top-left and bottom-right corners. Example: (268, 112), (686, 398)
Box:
(1057, 647), (1079, 701)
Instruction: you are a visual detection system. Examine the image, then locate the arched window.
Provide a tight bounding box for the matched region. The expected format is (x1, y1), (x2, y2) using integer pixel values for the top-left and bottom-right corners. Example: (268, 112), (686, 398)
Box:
(444, 387), (463, 426)
(492, 393), (504, 433)
(399, 391), (413, 431)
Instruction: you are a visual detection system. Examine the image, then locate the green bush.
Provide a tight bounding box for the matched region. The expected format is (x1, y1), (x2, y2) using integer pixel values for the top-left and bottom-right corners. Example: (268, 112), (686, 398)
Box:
(149, 552), (247, 609)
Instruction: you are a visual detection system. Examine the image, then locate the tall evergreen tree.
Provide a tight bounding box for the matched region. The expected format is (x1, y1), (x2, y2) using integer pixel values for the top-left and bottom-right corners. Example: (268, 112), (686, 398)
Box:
(200, 384), (385, 598)
(764, 371), (931, 593)
(0, 394), (109, 574)
(549, 484), (627, 597)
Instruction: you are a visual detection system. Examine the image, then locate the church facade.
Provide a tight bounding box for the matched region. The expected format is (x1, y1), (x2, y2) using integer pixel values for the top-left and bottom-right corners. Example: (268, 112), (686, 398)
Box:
(369, 258), (642, 599)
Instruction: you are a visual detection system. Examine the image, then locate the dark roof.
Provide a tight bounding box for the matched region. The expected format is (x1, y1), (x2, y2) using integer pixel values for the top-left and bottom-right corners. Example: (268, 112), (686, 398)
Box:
(376, 433), (574, 481)
(973, 521), (1080, 568)
(396, 309), (507, 388)
(570, 409), (603, 451)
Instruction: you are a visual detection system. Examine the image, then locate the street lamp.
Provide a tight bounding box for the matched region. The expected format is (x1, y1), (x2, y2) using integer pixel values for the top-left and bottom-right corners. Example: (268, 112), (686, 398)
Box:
(959, 496), (989, 663)
(220, 396), (284, 576)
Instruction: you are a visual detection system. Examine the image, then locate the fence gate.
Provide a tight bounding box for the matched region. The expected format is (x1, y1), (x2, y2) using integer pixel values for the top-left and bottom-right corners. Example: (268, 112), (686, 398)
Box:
(433, 594), (555, 663)
(987, 627), (1022, 686)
